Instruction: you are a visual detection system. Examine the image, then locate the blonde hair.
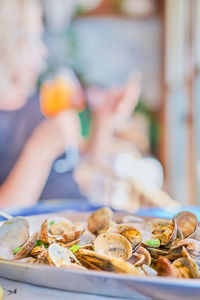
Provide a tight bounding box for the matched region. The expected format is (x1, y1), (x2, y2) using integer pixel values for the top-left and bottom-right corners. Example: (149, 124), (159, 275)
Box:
(0, 0), (42, 92)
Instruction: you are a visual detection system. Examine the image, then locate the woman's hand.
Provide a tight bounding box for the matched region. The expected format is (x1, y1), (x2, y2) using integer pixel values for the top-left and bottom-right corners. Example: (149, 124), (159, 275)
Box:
(87, 74), (141, 131)
(85, 74), (141, 165)
(31, 109), (81, 162)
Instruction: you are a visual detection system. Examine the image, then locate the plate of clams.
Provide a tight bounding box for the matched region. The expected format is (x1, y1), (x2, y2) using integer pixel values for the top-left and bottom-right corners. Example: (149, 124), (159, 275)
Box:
(0, 207), (200, 300)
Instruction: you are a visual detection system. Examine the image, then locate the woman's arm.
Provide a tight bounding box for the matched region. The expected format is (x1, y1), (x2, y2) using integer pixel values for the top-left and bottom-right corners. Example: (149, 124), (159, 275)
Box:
(0, 110), (80, 208)
(85, 77), (141, 165)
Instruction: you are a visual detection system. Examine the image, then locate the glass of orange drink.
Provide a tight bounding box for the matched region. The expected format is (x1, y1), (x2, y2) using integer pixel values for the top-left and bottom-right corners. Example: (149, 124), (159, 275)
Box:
(40, 69), (85, 173)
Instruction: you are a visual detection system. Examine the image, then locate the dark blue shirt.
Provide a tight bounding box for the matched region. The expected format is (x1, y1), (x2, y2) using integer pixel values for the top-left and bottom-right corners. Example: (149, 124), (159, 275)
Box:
(0, 93), (85, 200)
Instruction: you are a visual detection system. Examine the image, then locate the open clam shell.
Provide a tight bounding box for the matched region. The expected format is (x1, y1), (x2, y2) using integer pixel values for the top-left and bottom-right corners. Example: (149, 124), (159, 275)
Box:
(48, 216), (72, 236)
(173, 247), (200, 278)
(107, 224), (142, 251)
(127, 253), (145, 266)
(48, 243), (80, 267)
(40, 217), (83, 245)
(56, 224), (85, 244)
(14, 232), (38, 260)
(148, 219), (177, 248)
(48, 244), (71, 267)
(173, 211), (198, 239)
(40, 220), (49, 244)
(30, 245), (49, 263)
(136, 246), (151, 266)
(76, 249), (142, 275)
(167, 238), (200, 261)
(87, 207), (113, 235)
(142, 243), (169, 259)
(94, 232), (132, 261)
(78, 230), (95, 246)
(0, 217), (29, 259)
(160, 247), (200, 278)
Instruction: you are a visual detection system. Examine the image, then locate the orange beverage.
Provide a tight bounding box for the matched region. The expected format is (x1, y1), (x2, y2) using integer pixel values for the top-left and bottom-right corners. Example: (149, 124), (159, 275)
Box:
(40, 74), (85, 118)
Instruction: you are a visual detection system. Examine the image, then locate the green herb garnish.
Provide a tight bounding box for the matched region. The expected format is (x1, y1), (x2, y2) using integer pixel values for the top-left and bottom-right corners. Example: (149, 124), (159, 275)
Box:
(48, 220), (55, 226)
(144, 239), (160, 247)
(69, 245), (81, 253)
(13, 246), (22, 255)
(35, 240), (48, 248)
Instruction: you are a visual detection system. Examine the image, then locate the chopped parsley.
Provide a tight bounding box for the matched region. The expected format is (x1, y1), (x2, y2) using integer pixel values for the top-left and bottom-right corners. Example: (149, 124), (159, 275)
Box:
(69, 245), (81, 253)
(13, 246), (22, 255)
(144, 239), (160, 247)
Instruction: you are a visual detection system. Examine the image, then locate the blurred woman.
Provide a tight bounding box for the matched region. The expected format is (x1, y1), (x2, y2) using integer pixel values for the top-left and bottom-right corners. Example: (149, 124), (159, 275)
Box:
(0, 0), (81, 208)
(0, 0), (141, 209)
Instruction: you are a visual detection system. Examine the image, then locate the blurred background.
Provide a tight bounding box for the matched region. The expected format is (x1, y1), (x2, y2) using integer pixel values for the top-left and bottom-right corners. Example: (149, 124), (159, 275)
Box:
(0, 0), (200, 212)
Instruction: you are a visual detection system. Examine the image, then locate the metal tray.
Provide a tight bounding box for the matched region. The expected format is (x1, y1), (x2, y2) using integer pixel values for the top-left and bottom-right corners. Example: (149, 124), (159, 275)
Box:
(0, 212), (199, 300)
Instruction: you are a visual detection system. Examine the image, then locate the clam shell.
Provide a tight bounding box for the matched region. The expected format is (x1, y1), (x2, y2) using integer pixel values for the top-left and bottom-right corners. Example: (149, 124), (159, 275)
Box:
(61, 239), (81, 248)
(141, 265), (157, 276)
(0, 217), (29, 258)
(0, 246), (14, 260)
(94, 232), (132, 261)
(174, 211), (198, 239)
(167, 238), (200, 261)
(17, 257), (36, 264)
(14, 232), (38, 260)
(48, 244), (71, 267)
(87, 207), (113, 235)
(40, 220), (49, 244)
(148, 219), (177, 248)
(137, 246), (151, 266)
(30, 245), (46, 257)
(48, 244), (80, 267)
(78, 231), (95, 246)
(142, 243), (168, 259)
(57, 225), (85, 244)
(40, 217), (73, 244)
(127, 253), (145, 266)
(169, 247), (200, 278)
(175, 247), (200, 278)
(76, 249), (143, 275)
(48, 217), (72, 236)
(107, 224), (142, 250)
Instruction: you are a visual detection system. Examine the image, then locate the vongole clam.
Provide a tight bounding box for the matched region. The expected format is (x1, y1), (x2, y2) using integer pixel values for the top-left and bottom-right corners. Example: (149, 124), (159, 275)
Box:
(148, 218), (177, 247)
(128, 246), (151, 267)
(48, 217), (72, 236)
(75, 248), (143, 275)
(166, 238), (200, 261)
(0, 207), (200, 279)
(0, 217), (29, 260)
(39, 217), (85, 246)
(157, 247), (200, 278)
(142, 218), (179, 259)
(87, 207), (113, 235)
(48, 243), (80, 267)
(173, 211), (198, 239)
(106, 224), (142, 250)
(94, 232), (132, 261)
